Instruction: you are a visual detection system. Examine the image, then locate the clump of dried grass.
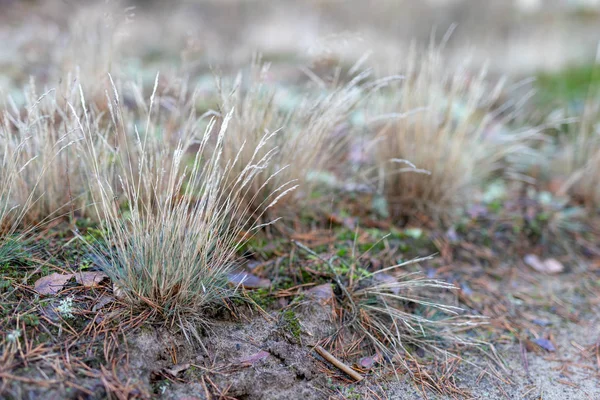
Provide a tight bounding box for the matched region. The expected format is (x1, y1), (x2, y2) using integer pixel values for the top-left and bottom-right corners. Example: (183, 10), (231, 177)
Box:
(1, 71), (211, 228)
(295, 242), (483, 377)
(215, 60), (370, 219)
(346, 260), (481, 367)
(76, 77), (289, 338)
(1, 80), (80, 226)
(551, 98), (600, 208)
(0, 76), (124, 227)
(0, 121), (35, 264)
(370, 45), (537, 221)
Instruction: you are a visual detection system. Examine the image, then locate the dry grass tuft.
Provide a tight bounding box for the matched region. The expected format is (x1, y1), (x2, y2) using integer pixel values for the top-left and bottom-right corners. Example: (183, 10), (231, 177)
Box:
(76, 77), (289, 339)
(370, 46), (537, 221)
(0, 119), (35, 263)
(0, 77), (121, 226)
(296, 242), (483, 377)
(1, 80), (78, 226)
(551, 98), (600, 208)
(347, 262), (483, 373)
(215, 60), (370, 219)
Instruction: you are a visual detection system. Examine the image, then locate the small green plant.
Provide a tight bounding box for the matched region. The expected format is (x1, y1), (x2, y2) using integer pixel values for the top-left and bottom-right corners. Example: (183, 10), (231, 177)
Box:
(282, 309), (302, 340)
(536, 63), (600, 105)
(22, 314), (40, 327)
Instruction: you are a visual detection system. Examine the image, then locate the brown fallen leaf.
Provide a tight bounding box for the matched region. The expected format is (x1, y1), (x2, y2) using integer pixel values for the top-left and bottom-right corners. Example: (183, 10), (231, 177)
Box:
(34, 273), (73, 295)
(238, 350), (270, 366)
(306, 284), (334, 302)
(523, 339), (539, 353)
(524, 254), (564, 274)
(228, 272), (271, 289)
(74, 271), (108, 287)
(357, 353), (381, 370)
(35, 271), (110, 296)
(163, 363), (190, 377)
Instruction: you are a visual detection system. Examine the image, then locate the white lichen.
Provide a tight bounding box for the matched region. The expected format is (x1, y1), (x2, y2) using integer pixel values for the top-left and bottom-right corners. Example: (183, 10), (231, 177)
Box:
(57, 296), (75, 319)
(7, 329), (21, 343)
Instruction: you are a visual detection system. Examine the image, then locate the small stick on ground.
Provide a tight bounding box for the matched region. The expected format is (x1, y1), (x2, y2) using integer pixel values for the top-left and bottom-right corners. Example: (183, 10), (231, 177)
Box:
(314, 345), (363, 382)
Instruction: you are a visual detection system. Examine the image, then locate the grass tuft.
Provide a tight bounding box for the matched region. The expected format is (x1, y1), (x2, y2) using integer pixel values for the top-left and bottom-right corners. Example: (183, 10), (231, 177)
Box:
(370, 46), (537, 222)
(550, 96), (600, 208)
(75, 76), (289, 339)
(295, 241), (483, 375)
(215, 60), (369, 220)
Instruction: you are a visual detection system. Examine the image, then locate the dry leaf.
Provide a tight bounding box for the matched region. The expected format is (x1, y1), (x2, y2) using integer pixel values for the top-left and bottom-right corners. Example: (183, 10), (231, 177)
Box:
(238, 350), (270, 365)
(357, 353), (381, 370)
(307, 284), (334, 302)
(163, 363), (190, 377)
(74, 271), (108, 287)
(228, 272), (271, 289)
(34, 273), (73, 295)
(524, 255), (564, 274)
(35, 271), (110, 295)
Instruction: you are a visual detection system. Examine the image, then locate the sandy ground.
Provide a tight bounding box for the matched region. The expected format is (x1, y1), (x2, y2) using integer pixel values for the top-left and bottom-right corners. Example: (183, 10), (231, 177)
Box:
(117, 267), (599, 399)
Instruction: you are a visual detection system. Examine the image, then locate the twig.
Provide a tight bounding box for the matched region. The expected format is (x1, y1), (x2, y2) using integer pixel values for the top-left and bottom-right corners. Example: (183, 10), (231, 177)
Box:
(314, 345), (363, 382)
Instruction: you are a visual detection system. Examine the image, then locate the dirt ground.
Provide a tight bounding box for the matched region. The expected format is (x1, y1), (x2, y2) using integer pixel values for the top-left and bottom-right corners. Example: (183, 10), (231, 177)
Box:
(4, 219), (599, 399)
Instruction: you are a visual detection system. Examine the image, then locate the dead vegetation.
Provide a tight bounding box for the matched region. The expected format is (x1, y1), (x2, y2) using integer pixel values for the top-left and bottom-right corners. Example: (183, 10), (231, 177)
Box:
(370, 45), (539, 222)
(215, 59), (371, 220)
(551, 95), (600, 208)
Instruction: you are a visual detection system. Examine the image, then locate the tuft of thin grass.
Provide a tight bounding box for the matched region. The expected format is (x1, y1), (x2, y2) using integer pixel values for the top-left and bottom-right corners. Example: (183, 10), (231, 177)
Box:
(1, 81), (75, 227)
(0, 87), (54, 263)
(348, 261), (481, 366)
(295, 242), (484, 376)
(215, 60), (370, 219)
(0, 78), (119, 226)
(75, 77), (289, 339)
(0, 132), (32, 263)
(370, 45), (538, 222)
(552, 97), (600, 208)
